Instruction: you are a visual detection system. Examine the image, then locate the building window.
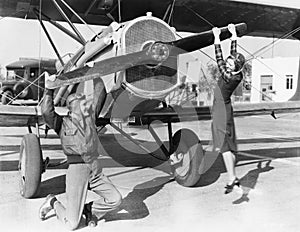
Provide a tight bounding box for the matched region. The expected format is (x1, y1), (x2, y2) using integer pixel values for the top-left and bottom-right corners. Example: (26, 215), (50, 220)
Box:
(286, 75), (293, 89)
(261, 74), (273, 79)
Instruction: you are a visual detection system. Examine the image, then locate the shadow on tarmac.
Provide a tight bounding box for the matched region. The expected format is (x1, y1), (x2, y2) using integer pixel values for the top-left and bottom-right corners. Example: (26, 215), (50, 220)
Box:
(37, 176), (174, 224)
(39, 174), (66, 197)
(0, 134), (298, 209)
(0, 143), (298, 173)
(233, 160), (274, 204)
(195, 154), (225, 187)
(104, 176), (174, 221)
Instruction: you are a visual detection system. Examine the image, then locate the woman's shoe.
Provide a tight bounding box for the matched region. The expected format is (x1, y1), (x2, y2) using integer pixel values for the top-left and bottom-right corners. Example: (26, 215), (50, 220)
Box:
(224, 178), (240, 194)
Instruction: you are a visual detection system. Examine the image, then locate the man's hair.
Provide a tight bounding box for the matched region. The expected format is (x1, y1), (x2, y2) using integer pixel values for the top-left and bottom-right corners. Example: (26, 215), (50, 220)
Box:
(66, 93), (86, 111)
(227, 52), (245, 72)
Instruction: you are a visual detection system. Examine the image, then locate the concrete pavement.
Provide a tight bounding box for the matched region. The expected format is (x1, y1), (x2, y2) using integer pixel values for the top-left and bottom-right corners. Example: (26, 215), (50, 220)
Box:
(0, 112), (300, 232)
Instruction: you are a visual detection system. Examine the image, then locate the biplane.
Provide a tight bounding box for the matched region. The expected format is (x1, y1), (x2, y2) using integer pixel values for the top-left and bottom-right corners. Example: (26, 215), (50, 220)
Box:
(0, 0), (300, 199)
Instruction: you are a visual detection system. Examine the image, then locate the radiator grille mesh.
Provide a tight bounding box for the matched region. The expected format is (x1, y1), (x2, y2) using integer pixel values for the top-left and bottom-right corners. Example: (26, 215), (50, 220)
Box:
(123, 19), (177, 93)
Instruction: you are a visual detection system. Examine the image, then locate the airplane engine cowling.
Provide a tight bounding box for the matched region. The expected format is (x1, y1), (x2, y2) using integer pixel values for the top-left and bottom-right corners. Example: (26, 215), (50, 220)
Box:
(119, 15), (178, 99)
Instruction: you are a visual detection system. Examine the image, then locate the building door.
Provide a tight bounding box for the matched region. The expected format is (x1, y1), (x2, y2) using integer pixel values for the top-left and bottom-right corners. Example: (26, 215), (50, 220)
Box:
(260, 75), (273, 101)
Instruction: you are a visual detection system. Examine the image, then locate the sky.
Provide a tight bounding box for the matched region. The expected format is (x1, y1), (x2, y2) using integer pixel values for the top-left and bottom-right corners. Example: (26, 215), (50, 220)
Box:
(0, 18), (101, 67)
(0, 15), (299, 73)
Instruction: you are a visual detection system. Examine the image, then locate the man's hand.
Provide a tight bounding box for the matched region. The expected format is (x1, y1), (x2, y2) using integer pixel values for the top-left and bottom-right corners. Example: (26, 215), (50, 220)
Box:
(228, 23), (237, 40)
(44, 72), (57, 89)
(212, 27), (221, 44)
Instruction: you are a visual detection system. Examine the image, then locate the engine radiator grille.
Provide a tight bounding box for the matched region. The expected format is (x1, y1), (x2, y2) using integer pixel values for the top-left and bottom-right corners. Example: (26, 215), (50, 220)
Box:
(123, 18), (177, 94)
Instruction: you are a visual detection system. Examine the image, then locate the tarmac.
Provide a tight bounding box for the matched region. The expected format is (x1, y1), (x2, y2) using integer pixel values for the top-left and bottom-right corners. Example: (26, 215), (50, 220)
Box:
(0, 112), (300, 232)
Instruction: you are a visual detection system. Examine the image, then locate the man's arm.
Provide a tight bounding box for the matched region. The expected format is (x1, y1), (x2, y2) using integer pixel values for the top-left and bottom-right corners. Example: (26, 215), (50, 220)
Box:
(93, 78), (107, 120)
(41, 74), (63, 134)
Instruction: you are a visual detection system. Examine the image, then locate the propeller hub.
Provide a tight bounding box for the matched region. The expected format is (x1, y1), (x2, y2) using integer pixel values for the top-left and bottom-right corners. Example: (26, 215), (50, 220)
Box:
(148, 42), (169, 62)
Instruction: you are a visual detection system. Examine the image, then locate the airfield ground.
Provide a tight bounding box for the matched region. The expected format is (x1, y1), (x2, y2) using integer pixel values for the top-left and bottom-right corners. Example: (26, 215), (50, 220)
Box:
(0, 112), (300, 232)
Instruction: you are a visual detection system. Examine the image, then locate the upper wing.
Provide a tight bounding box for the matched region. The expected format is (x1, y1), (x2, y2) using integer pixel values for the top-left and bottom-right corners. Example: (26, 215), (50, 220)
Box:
(0, 0), (299, 38)
(171, 0), (300, 39)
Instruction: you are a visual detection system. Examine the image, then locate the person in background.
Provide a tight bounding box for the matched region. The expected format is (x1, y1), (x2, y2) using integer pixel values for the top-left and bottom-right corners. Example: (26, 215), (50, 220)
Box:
(39, 73), (122, 230)
(211, 24), (245, 194)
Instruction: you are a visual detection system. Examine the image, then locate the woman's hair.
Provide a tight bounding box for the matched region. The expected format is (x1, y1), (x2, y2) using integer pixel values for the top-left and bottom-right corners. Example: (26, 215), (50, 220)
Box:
(227, 52), (245, 72)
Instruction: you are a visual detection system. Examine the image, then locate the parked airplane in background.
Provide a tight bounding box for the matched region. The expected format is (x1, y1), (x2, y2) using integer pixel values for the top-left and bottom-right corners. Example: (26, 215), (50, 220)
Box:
(0, 0), (299, 199)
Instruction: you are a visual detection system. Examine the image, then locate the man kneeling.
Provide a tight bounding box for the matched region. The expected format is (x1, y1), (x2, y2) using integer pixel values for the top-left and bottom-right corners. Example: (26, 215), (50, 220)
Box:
(39, 74), (122, 230)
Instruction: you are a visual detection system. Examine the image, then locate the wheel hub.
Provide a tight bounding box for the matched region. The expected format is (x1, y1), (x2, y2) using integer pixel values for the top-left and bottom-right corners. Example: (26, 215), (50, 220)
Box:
(171, 151), (190, 177)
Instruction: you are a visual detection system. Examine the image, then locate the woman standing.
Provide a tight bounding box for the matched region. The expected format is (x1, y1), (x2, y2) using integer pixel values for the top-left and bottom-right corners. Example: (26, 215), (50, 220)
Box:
(211, 24), (245, 194)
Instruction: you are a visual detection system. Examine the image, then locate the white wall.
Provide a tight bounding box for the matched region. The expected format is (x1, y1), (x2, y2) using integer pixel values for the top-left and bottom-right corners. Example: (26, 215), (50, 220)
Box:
(251, 57), (299, 102)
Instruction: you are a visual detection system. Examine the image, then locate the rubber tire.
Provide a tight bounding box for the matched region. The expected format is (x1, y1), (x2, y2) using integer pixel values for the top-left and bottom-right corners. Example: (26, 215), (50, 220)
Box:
(19, 134), (43, 198)
(13, 82), (28, 99)
(1, 90), (13, 104)
(171, 129), (204, 187)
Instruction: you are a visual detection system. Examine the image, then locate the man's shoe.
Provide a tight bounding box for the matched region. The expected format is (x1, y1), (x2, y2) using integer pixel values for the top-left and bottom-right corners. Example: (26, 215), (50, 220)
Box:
(39, 194), (57, 220)
(83, 203), (97, 227)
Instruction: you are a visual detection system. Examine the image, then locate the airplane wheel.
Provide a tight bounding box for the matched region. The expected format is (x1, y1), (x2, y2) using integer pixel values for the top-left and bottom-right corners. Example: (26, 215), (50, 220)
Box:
(171, 129), (204, 187)
(1, 90), (13, 104)
(18, 134), (43, 198)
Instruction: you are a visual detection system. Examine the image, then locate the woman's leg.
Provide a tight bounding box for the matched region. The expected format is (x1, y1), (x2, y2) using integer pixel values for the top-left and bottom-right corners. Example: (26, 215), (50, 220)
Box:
(222, 151), (236, 183)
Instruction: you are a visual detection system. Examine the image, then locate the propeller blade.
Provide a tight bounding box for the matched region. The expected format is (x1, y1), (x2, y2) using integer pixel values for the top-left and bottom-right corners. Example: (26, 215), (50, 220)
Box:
(47, 42), (171, 89)
(168, 23), (247, 53)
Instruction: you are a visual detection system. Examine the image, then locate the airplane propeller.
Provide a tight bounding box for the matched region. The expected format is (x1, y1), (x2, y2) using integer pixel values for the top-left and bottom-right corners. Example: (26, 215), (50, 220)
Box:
(47, 42), (171, 89)
(47, 23), (247, 89)
(167, 23), (247, 53)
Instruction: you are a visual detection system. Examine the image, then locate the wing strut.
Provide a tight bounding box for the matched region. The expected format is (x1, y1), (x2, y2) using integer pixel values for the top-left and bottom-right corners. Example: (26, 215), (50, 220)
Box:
(33, 10), (64, 67)
(163, 0), (176, 25)
(50, 0), (86, 44)
(33, 8), (83, 45)
(118, 0), (122, 22)
(85, 0), (98, 16)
